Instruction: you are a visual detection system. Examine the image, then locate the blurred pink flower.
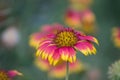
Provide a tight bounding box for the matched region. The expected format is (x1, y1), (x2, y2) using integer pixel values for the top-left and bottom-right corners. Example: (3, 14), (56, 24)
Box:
(49, 60), (84, 78)
(69, 0), (93, 11)
(0, 69), (22, 80)
(112, 27), (120, 48)
(35, 57), (50, 71)
(65, 9), (96, 34)
(35, 57), (84, 78)
(65, 9), (83, 28)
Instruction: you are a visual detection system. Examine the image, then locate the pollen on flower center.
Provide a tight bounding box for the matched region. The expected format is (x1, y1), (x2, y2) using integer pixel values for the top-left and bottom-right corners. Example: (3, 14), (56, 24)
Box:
(54, 31), (78, 47)
(0, 71), (10, 80)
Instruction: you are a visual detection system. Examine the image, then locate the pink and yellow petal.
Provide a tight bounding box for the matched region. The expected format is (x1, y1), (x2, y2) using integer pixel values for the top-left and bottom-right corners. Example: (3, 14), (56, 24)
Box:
(83, 41), (97, 55)
(36, 42), (51, 57)
(34, 57), (50, 71)
(114, 39), (120, 48)
(36, 39), (53, 56)
(48, 64), (66, 78)
(37, 44), (57, 60)
(7, 70), (22, 78)
(79, 36), (99, 45)
(68, 47), (76, 62)
(49, 49), (61, 66)
(75, 42), (89, 56)
(74, 41), (96, 56)
(69, 60), (84, 73)
(53, 23), (64, 30)
(29, 33), (46, 48)
(49, 60), (84, 78)
(59, 47), (76, 62)
(41, 25), (53, 32)
(45, 44), (57, 59)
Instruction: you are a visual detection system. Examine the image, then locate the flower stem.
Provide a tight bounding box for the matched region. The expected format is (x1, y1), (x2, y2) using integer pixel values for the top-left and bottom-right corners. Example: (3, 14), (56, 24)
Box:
(66, 61), (69, 80)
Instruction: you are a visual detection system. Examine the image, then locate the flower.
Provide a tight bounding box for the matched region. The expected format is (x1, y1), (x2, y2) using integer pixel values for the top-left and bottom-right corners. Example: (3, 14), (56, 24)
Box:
(108, 60), (120, 80)
(86, 69), (101, 80)
(1, 26), (20, 48)
(69, 0), (93, 11)
(49, 60), (84, 78)
(34, 57), (84, 78)
(0, 70), (22, 80)
(65, 9), (82, 28)
(34, 57), (50, 71)
(112, 27), (120, 48)
(30, 23), (98, 65)
(65, 9), (96, 34)
(82, 10), (96, 34)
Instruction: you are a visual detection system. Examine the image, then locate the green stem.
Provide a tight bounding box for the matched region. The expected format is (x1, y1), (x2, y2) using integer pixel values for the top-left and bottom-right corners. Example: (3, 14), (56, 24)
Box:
(66, 61), (69, 80)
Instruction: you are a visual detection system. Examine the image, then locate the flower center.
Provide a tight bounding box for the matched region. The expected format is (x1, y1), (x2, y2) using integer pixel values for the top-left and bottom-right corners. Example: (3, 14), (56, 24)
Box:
(0, 71), (10, 80)
(54, 31), (77, 47)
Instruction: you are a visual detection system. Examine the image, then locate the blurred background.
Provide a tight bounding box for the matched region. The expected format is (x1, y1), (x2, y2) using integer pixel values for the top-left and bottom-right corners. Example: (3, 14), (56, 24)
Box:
(0, 0), (120, 80)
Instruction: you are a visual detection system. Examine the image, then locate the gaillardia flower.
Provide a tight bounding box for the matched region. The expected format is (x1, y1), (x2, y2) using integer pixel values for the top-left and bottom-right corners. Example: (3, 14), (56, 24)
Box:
(0, 70), (22, 80)
(69, 0), (93, 11)
(65, 9), (96, 34)
(65, 9), (83, 28)
(82, 10), (96, 34)
(35, 57), (84, 78)
(35, 57), (50, 71)
(30, 24), (98, 65)
(49, 60), (84, 78)
(112, 27), (120, 48)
